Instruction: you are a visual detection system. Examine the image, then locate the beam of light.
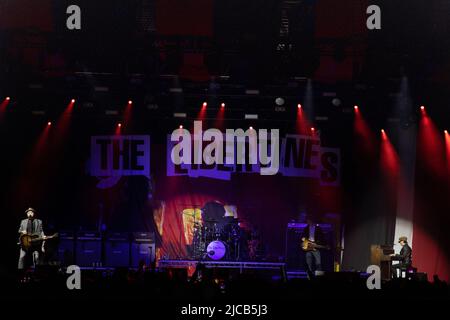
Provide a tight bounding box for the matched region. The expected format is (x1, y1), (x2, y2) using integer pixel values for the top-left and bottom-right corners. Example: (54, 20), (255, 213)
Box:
(296, 103), (313, 135)
(53, 99), (76, 148)
(418, 107), (446, 178)
(1, 97), (10, 110)
(353, 105), (376, 156)
(297, 79), (315, 135)
(197, 101), (208, 121)
(115, 122), (122, 135)
(122, 100), (133, 133)
(0, 97), (11, 121)
(27, 121), (52, 167)
(194, 101), (209, 133)
(380, 129), (400, 191)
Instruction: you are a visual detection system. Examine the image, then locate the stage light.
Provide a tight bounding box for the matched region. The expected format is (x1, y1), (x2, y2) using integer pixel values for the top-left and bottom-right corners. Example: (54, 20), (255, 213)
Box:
(221, 103), (225, 108)
(354, 105), (359, 110)
(381, 129), (385, 133)
(275, 97), (285, 106)
(179, 125), (183, 129)
(202, 102), (207, 108)
(331, 98), (341, 107)
(297, 104), (302, 109)
(445, 130), (448, 135)
(249, 126), (253, 130)
(420, 105), (425, 111)
(128, 100), (133, 105)
(6, 97), (10, 101)
(47, 121), (52, 126)
(117, 123), (122, 127)
(311, 127), (315, 132)
(71, 99), (75, 103)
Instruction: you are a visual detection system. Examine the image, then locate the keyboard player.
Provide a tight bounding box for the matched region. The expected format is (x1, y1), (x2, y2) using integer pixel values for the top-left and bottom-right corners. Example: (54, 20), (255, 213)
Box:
(390, 236), (412, 278)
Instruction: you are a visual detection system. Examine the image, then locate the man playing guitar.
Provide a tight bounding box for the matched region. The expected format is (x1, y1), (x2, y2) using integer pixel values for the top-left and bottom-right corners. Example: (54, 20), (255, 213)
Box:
(18, 208), (47, 270)
(301, 216), (326, 278)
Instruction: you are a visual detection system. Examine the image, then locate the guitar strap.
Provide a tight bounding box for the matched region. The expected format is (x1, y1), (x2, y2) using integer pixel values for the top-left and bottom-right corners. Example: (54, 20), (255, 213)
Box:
(26, 219), (33, 234)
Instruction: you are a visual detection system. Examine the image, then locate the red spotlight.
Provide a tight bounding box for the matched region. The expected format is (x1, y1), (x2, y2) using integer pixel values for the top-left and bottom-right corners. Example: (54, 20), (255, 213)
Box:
(311, 127), (315, 132)
(71, 99), (75, 103)
(354, 105), (359, 110)
(47, 121), (52, 126)
(297, 104), (302, 109)
(249, 126), (253, 130)
(445, 130), (448, 135)
(221, 103), (225, 108)
(179, 125), (183, 129)
(420, 105), (425, 111)
(380, 128), (399, 192)
(0, 96), (11, 115)
(128, 100), (133, 105)
(117, 123), (122, 127)
(197, 101), (208, 120)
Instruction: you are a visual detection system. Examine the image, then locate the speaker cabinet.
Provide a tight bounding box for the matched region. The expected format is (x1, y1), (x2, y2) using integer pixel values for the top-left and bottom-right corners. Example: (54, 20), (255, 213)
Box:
(104, 232), (130, 267)
(75, 231), (102, 267)
(131, 232), (155, 267)
(57, 232), (75, 266)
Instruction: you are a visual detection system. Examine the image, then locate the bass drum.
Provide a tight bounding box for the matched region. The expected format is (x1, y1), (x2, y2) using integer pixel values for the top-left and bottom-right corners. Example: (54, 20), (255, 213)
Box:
(206, 240), (227, 260)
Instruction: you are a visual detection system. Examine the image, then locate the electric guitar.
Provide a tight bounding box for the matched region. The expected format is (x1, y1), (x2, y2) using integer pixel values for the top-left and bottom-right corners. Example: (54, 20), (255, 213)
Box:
(19, 233), (58, 251)
(301, 238), (329, 252)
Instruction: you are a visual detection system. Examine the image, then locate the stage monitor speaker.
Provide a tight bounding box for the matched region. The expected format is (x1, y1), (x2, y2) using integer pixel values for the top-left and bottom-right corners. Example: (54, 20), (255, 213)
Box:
(131, 232), (156, 267)
(104, 232), (130, 267)
(57, 231), (75, 266)
(75, 231), (102, 267)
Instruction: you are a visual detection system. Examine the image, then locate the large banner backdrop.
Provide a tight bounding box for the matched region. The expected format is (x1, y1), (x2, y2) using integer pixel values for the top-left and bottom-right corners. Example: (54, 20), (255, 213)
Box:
(88, 133), (342, 260)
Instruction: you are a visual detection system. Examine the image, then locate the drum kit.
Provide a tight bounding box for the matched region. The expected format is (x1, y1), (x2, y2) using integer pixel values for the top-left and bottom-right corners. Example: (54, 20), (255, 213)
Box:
(189, 217), (245, 261)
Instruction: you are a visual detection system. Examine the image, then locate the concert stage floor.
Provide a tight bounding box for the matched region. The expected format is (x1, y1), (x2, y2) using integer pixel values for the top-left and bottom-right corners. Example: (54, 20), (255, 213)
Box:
(158, 259), (286, 272)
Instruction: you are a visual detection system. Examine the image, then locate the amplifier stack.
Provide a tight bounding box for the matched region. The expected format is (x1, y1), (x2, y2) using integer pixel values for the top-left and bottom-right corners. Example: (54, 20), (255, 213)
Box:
(56, 231), (155, 268)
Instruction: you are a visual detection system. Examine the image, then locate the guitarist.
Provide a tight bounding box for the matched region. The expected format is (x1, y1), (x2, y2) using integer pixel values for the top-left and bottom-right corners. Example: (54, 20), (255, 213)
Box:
(18, 208), (46, 270)
(301, 216), (325, 278)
